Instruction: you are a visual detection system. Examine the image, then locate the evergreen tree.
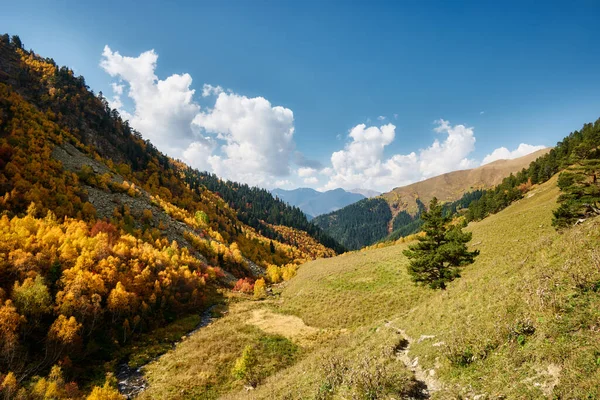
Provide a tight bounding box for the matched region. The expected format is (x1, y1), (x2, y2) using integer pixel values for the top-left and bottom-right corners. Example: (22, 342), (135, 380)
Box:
(552, 159), (600, 229)
(403, 198), (479, 289)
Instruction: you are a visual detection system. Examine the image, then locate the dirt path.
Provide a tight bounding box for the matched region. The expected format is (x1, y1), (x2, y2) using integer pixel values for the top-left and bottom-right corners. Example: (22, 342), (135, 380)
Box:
(385, 321), (443, 397)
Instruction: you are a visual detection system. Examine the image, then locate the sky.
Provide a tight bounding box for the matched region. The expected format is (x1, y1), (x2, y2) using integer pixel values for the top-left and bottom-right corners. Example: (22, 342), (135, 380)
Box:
(2, 0), (600, 192)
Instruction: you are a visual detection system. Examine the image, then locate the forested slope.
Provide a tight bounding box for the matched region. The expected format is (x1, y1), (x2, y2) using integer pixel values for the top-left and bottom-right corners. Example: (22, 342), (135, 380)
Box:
(0, 34), (340, 397)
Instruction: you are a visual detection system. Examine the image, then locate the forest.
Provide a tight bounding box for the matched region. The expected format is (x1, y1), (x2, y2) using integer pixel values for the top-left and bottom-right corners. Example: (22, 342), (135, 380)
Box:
(0, 34), (340, 398)
(464, 119), (600, 224)
(312, 197), (392, 250)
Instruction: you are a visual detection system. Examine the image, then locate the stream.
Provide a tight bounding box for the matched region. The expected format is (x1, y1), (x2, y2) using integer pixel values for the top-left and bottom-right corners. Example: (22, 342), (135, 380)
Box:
(116, 305), (217, 398)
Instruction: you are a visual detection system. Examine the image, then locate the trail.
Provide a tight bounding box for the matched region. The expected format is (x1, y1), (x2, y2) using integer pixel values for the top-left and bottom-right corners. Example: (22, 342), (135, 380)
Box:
(116, 306), (216, 399)
(385, 321), (443, 397)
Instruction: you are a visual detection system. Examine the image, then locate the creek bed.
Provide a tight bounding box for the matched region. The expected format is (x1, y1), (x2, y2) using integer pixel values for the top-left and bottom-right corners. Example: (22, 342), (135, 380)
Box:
(116, 306), (217, 398)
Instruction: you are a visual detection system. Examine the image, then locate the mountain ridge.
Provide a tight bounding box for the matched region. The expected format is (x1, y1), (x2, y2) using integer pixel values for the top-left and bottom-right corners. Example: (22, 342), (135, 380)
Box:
(383, 148), (551, 217)
(313, 148), (551, 250)
(271, 187), (365, 218)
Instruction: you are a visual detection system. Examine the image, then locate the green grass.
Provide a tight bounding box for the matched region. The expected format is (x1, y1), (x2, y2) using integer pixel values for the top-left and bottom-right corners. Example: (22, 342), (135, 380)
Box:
(140, 301), (303, 399)
(141, 175), (600, 398)
(273, 175), (600, 398)
(279, 245), (423, 329)
(120, 314), (202, 369)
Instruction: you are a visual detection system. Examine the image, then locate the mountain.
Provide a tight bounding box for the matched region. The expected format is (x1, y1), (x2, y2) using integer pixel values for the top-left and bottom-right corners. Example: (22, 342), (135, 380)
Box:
(105, 117), (600, 399)
(349, 188), (380, 198)
(314, 148), (551, 250)
(271, 187), (365, 218)
(382, 148), (551, 216)
(0, 34), (343, 395)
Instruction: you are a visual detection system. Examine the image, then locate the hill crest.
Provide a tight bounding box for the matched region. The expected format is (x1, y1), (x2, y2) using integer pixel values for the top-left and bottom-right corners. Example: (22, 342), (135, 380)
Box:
(383, 148), (551, 217)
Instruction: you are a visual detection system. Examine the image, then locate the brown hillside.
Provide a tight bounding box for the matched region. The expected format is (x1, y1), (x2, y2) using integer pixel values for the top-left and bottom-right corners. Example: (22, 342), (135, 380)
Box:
(382, 148), (551, 217)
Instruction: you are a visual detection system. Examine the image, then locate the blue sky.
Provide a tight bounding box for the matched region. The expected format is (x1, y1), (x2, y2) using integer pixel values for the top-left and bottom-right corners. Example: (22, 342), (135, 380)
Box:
(3, 0), (600, 191)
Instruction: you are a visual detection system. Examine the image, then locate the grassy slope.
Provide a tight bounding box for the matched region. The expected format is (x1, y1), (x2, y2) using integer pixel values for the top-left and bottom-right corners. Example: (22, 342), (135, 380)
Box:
(382, 148), (551, 215)
(142, 175), (600, 399)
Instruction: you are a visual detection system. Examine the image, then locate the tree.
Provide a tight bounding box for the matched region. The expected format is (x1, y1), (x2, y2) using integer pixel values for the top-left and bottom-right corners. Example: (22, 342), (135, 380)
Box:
(403, 198), (479, 290)
(231, 345), (258, 386)
(253, 278), (267, 299)
(552, 160), (600, 229)
(12, 275), (52, 318)
(10, 35), (22, 49)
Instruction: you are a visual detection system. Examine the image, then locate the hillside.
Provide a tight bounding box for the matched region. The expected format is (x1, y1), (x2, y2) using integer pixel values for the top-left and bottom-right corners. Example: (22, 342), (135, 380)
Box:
(0, 34), (342, 397)
(348, 188), (380, 198)
(271, 187), (365, 219)
(139, 174), (600, 399)
(382, 148), (550, 215)
(314, 148), (550, 249)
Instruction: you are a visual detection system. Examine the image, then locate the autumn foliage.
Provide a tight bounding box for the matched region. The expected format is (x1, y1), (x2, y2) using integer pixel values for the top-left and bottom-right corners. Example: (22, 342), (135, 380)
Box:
(0, 34), (336, 397)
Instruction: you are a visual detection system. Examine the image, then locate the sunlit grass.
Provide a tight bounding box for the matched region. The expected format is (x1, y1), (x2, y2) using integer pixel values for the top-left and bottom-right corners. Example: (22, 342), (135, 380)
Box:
(143, 175), (600, 398)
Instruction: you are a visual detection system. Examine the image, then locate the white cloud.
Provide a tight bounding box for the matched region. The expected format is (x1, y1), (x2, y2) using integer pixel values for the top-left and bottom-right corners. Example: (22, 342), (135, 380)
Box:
(321, 120), (478, 192)
(193, 92), (296, 187)
(111, 82), (124, 95)
(202, 84), (224, 97)
(482, 143), (546, 165)
(275, 179), (292, 188)
(480, 111), (485, 115)
(419, 119), (477, 178)
(182, 139), (216, 172)
(393, 113), (398, 119)
(100, 46), (313, 189)
(298, 167), (317, 177)
(100, 46), (200, 156)
(303, 177), (319, 184)
(377, 115), (386, 121)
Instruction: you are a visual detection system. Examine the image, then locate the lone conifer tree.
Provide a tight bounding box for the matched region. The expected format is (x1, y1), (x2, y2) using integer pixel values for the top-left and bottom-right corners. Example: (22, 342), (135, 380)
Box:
(552, 158), (600, 229)
(403, 197), (479, 289)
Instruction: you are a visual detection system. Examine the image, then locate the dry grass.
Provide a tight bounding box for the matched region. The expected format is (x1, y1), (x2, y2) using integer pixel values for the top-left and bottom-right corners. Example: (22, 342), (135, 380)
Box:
(245, 308), (320, 345)
(381, 148), (551, 215)
(142, 174), (600, 399)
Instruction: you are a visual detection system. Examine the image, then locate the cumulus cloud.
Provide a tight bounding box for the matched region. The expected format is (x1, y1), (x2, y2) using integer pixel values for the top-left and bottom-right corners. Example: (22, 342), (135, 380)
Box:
(202, 84), (224, 97)
(100, 46), (313, 189)
(111, 82), (124, 95)
(182, 139), (216, 172)
(419, 119), (477, 178)
(100, 46), (200, 155)
(481, 143), (546, 165)
(298, 167), (317, 177)
(192, 92), (296, 187)
(304, 177), (319, 184)
(321, 120), (478, 192)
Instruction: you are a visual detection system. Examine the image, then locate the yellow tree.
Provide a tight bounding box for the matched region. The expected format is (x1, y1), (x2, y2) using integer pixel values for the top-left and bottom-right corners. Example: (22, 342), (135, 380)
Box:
(0, 300), (25, 366)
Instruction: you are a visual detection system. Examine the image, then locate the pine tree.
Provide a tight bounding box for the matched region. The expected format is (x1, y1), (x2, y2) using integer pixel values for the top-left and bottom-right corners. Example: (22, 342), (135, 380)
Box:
(552, 159), (600, 229)
(403, 198), (479, 289)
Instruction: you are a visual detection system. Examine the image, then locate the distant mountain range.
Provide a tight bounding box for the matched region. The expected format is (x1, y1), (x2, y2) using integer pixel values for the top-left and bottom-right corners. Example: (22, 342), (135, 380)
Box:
(348, 188), (380, 198)
(313, 148), (551, 250)
(271, 187), (366, 218)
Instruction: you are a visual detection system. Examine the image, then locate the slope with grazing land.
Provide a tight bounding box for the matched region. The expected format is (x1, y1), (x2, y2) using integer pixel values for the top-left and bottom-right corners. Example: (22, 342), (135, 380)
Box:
(382, 148), (550, 216)
(314, 148), (550, 250)
(142, 172), (600, 399)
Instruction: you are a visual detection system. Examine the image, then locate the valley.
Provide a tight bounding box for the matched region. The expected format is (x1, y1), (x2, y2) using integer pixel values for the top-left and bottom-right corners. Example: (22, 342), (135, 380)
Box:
(1, 8), (600, 399)
(134, 172), (600, 399)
